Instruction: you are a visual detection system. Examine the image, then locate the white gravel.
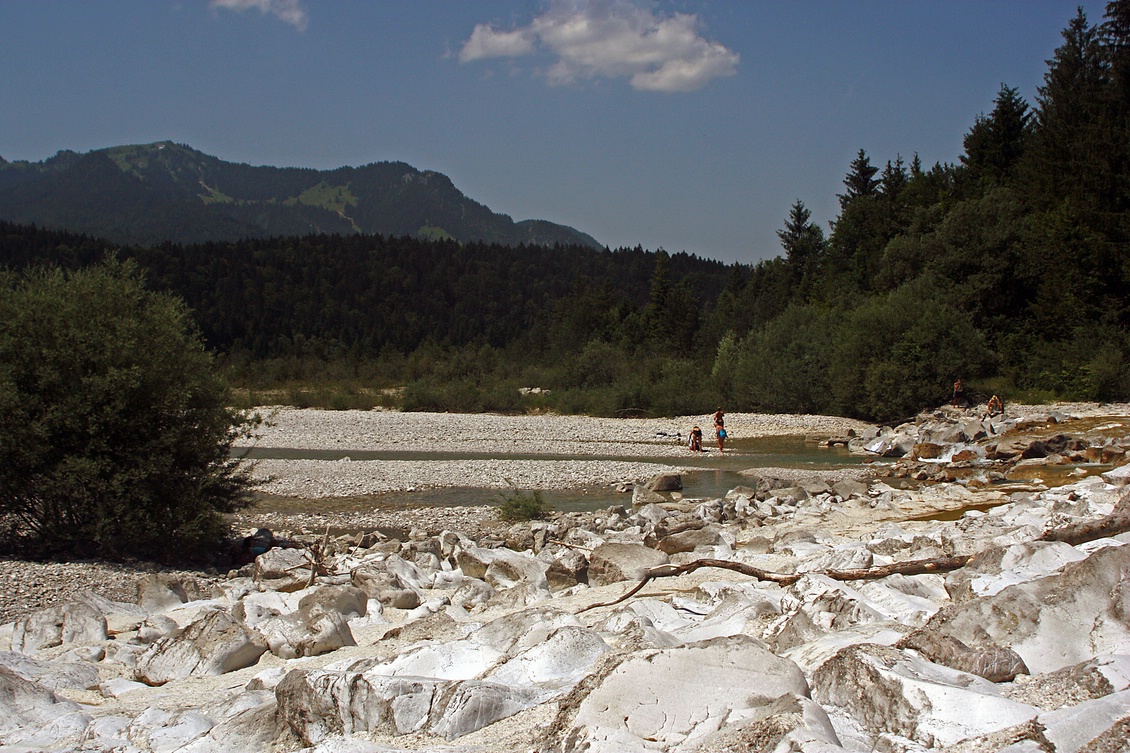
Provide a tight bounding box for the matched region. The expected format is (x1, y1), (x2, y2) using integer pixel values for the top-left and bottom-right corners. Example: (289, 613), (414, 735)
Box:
(239, 408), (875, 497)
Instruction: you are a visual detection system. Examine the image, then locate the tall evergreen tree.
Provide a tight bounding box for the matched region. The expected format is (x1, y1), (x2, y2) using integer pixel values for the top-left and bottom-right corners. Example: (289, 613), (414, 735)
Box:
(1023, 8), (1110, 215)
(961, 84), (1032, 185)
(777, 200), (826, 295)
(839, 149), (880, 209)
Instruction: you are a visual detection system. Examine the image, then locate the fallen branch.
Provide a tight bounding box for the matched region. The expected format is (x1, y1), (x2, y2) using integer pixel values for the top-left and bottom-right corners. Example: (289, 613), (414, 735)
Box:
(1037, 494), (1130, 546)
(576, 489), (1130, 615)
(577, 555), (973, 613)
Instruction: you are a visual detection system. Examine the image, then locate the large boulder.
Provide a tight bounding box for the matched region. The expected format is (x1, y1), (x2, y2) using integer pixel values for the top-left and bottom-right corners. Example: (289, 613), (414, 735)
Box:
(12, 602), (107, 655)
(924, 543), (1130, 674)
(646, 472), (682, 492)
(0, 651), (101, 692)
(897, 629), (1028, 682)
(275, 669), (445, 744)
(252, 548), (313, 592)
(547, 634), (810, 752)
(0, 666), (82, 737)
(484, 548), (550, 592)
(811, 643), (1039, 748)
(587, 543), (669, 587)
(297, 584), (368, 620)
(135, 609), (268, 685)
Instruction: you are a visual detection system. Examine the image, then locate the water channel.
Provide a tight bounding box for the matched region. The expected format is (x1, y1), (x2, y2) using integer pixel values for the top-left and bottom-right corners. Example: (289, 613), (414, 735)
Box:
(241, 434), (876, 512)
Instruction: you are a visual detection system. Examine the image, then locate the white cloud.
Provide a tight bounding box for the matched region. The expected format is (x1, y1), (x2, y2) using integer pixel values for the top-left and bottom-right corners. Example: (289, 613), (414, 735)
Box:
(210, 0), (309, 32)
(458, 0), (738, 92)
(459, 25), (536, 62)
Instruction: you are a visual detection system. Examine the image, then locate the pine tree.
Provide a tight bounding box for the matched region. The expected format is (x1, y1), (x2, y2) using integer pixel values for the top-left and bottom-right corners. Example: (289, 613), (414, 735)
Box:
(961, 84), (1032, 184)
(839, 149), (880, 209)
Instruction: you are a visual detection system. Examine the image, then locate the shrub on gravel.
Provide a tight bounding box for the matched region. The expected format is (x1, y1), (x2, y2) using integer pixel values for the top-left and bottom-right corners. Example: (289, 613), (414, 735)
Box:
(0, 260), (255, 561)
(496, 488), (552, 521)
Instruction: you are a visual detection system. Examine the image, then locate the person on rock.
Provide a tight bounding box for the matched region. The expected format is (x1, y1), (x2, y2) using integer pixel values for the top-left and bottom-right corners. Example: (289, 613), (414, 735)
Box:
(986, 394), (1004, 418)
(951, 378), (967, 407)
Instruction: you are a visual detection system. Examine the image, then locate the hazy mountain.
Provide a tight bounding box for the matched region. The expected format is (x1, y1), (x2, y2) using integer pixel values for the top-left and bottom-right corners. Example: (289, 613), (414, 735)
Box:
(0, 142), (603, 249)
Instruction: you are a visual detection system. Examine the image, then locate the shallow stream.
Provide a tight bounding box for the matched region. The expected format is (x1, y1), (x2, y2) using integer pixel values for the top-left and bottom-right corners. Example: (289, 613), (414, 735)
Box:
(242, 434), (870, 512)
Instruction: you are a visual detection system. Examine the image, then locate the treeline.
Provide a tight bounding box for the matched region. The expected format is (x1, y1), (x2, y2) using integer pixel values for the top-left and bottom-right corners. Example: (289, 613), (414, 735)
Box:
(0, 222), (733, 415)
(713, 3), (1130, 421)
(2, 4), (1129, 422)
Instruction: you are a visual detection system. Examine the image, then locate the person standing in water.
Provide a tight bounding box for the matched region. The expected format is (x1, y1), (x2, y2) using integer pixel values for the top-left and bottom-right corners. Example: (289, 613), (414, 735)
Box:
(713, 407), (726, 453)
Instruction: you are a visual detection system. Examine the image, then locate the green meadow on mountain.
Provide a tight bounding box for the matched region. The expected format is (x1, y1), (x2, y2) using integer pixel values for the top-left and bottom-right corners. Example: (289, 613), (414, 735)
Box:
(0, 141), (601, 249)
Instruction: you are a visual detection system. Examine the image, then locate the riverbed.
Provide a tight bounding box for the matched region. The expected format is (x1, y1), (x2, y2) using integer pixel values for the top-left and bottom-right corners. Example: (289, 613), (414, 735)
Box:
(237, 408), (875, 504)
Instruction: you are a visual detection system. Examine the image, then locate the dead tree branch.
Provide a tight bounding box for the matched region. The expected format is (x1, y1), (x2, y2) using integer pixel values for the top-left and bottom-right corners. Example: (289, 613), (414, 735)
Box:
(577, 555), (973, 613)
(577, 491), (1130, 615)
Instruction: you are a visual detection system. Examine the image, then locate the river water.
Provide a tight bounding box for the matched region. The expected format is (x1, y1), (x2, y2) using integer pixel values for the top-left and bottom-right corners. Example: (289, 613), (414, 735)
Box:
(242, 434), (871, 512)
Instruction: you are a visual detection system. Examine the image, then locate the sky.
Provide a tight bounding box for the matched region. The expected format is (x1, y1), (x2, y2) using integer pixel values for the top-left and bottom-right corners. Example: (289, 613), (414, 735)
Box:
(0, 0), (1113, 264)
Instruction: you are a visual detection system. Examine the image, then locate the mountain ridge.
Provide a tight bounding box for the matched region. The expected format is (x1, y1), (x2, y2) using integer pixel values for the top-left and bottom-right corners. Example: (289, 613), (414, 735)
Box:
(0, 141), (603, 249)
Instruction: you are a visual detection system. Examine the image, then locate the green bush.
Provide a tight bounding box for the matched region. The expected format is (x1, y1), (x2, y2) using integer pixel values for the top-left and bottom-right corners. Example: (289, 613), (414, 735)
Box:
(496, 487), (552, 521)
(0, 260), (254, 560)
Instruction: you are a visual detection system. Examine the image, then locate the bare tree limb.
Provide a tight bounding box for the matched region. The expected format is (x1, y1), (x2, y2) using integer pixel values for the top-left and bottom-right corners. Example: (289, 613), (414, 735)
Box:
(576, 491), (1130, 615)
(577, 555), (974, 614)
(1037, 493), (1130, 546)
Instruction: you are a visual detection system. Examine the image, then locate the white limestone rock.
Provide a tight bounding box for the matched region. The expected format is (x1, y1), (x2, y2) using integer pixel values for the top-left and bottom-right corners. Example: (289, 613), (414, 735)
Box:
(588, 542), (669, 586)
(0, 665), (82, 737)
(135, 608), (268, 685)
(811, 643), (1040, 748)
(924, 543), (1130, 674)
(549, 634), (810, 752)
(252, 547), (313, 592)
(0, 649), (101, 691)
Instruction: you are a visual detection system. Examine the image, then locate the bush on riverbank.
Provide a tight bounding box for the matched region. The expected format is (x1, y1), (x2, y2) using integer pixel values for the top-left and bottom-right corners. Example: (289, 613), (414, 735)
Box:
(0, 260), (255, 561)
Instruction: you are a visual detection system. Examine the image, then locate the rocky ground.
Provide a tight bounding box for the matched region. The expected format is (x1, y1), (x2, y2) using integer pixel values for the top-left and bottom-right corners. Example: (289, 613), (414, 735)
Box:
(2, 403), (1130, 752)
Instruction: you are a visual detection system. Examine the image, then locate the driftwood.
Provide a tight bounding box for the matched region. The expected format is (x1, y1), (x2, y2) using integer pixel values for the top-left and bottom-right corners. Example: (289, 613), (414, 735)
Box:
(1037, 494), (1130, 546)
(578, 490), (1130, 615)
(577, 555), (973, 613)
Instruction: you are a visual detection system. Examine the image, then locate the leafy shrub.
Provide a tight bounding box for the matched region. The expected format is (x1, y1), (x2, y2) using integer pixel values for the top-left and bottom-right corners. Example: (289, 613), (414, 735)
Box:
(496, 487), (552, 521)
(0, 260), (254, 560)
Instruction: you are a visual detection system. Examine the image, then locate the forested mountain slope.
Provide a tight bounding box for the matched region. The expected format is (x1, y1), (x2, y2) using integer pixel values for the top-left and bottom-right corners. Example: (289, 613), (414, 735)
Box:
(0, 142), (602, 249)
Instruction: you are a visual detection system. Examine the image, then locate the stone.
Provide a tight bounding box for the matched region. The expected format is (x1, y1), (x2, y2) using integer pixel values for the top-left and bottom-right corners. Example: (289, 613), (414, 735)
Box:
(11, 607), (64, 655)
(0, 650), (101, 692)
(0, 666), (81, 737)
(897, 629), (1029, 682)
(429, 681), (546, 740)
(925, 543), (1130, 674)
(548, 635), (810, 752)
(252, 547), (313, 592)
(646, 472), (683, 492)
(656, 526), (723, 554)
(587, 543), (669, 586)
(60, 601), (108, 646)
(136, 573), (190, 611)
(811, 643), (1039, 748)
(483, 625), (610, 690)
(688, 693), (842, 753)
(275, 669), (447, 744)
(135, 608), (268, 685)
(298, 584), (368, 620)
(631, 484), (667, 508)
(483, 548), (550, 592)
(1101, 463), (1130, 487)
(451, 578), (496, 609)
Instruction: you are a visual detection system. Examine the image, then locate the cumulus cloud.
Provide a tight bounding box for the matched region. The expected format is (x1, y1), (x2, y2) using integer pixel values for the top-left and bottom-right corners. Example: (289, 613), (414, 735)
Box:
(210, 0), (309, 32)
(458, 0), (738, 92)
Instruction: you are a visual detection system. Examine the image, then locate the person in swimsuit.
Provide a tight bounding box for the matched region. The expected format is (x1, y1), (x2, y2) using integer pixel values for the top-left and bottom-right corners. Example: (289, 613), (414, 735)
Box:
(689, 425), (703, 452)
(713, 408), (726, 453)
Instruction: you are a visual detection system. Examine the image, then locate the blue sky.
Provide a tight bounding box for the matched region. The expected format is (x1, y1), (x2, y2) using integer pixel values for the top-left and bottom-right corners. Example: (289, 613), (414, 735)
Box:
(0, 1), (1110, 263)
